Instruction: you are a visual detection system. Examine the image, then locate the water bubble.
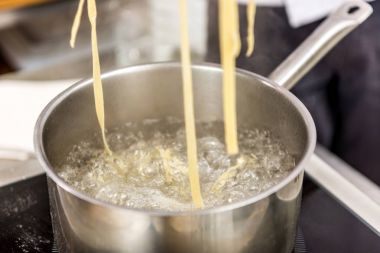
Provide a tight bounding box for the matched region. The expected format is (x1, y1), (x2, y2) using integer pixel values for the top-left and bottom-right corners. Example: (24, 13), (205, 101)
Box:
(58, 119), (296, 211)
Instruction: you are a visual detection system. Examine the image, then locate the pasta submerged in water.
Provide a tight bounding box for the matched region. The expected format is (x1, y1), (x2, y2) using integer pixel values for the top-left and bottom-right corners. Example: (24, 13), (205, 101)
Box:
(70, 0), (256, 209)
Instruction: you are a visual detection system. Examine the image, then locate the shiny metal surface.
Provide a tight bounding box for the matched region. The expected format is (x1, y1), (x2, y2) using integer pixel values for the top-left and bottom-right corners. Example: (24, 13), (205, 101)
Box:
(267, 0), (380, 236)
(269, 0), (373, 90)
(33, 1), (373, 252)
(316, 145), (380, 206)
(36, 64), (315, 253)
(307, 153), (380, 236)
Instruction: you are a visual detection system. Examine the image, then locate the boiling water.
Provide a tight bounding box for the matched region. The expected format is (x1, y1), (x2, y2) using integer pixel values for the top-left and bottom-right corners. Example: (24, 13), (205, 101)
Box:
(58, 118), (295, 211)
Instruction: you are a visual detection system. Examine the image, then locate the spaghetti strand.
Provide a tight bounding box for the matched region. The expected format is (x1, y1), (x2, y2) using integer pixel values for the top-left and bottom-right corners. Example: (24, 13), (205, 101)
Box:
(232, 0), (241, 57)
(246, 0), (256, 57)
(179, 0), (204, 208)
(87, 0), (112, 155)
(70, 0), (85, 48)
(219, 0), (239, 155)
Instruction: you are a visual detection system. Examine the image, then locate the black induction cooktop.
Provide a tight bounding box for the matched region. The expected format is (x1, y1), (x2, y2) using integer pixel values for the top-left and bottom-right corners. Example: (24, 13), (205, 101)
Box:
(0, 175), (379, 253)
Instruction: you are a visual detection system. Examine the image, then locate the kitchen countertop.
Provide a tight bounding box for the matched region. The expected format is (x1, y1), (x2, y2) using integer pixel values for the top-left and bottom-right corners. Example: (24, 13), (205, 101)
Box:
(0, 53), (97, 179)
(0, 51), (115, 81)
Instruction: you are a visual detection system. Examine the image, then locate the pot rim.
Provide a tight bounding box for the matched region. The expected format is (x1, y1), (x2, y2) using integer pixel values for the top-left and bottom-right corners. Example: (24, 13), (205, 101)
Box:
(34, 62), (316, 217)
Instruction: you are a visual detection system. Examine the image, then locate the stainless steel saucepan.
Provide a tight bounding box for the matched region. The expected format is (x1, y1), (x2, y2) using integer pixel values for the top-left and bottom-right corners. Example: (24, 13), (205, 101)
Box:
(34, 1), (373, 252)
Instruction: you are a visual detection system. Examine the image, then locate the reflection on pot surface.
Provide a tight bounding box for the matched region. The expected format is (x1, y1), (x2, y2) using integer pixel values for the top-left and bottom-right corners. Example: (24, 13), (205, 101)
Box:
(37, 63), (315, 253)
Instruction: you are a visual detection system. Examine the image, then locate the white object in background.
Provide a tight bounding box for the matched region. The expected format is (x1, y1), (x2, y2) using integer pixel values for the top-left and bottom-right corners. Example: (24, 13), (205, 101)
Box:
(149, 0), (207, 61)
(238, 0), (375, 28)
(114, 0), (152, 66)
(285, 0), (374, 28)
(0, 10), (21, 29)
(0, 80), (74, 153)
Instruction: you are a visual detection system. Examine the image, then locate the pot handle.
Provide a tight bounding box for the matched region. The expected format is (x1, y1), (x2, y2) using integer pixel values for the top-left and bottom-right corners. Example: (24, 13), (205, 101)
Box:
(307, 153), (380, 236)
(268, 0), (380, 235)
(268, 0), (373, 89)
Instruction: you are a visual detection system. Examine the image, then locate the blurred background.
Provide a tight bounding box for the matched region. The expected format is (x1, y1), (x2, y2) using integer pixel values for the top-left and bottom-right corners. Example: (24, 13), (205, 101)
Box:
(0, 0), (207, 79)
(0, 0), (379, 253)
